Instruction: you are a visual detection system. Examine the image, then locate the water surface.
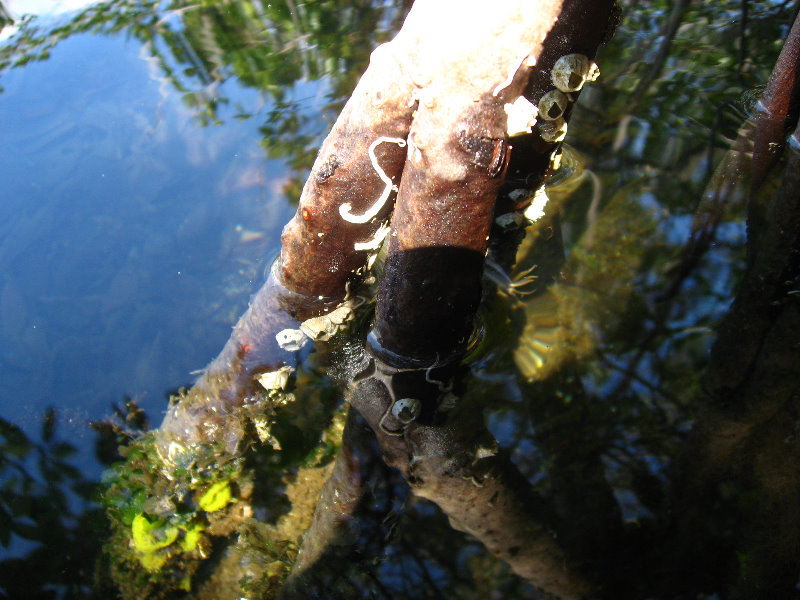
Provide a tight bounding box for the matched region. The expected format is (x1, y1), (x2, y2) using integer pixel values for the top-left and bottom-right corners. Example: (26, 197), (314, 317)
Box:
(0, 1), (797, 598)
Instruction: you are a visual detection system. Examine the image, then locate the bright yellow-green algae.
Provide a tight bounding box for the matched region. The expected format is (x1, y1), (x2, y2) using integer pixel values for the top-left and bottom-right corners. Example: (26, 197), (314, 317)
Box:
(130, 513), (179, 571)
(102, 427), (248, 597)
(198, 479), (233, 513)
(180, 521), (206, 552)
(129, 513), (210, 572)
(132, 513), (179, 553)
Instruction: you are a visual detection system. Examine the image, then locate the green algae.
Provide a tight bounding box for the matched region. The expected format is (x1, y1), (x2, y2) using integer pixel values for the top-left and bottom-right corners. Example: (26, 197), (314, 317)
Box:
(198, 479), (233, 513)
(180, 521), (206, 552)
(132, 513), (179, 553)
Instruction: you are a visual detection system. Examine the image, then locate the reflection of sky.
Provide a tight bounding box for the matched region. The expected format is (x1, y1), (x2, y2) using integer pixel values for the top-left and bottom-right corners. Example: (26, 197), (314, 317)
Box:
(5, 0), (96, 17)
(0, 25), (314, 481)
(1, 0), (98, 40)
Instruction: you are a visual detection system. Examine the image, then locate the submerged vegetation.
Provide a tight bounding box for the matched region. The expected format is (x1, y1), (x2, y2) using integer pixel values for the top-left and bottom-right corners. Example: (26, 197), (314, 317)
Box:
(1, 0), (800, 598)
(101, 401), (344, 598)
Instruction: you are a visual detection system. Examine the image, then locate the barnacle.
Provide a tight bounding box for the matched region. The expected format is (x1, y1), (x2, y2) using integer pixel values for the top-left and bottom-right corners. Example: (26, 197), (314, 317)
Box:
(537, 89), (569, 121)
(276, 328), (308, 352)
(551, 53), (599, 93)
(257, 366), (294, 393)
(300, 297), (361, 342)
(537, 117), (568, 143)
(391, 397), (422, 424)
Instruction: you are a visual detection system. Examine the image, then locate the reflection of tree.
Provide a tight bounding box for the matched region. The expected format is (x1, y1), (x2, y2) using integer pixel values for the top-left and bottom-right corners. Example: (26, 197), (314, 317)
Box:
(2, 0), (800, 598)
(0, 3), (11, 31)
(0, 409), (115, 599)
(0, 0), (412, 195)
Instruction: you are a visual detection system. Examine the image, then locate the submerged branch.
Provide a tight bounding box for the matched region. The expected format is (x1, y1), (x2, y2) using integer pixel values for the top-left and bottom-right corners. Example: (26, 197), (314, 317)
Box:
(750, 12), (800, 192)
(282, 406), (404, 597)
(666, 50), (800, 600)
(348, 369), (594, 600)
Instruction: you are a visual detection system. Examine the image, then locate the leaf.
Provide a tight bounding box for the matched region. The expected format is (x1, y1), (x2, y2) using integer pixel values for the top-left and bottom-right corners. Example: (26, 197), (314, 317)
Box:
(41, 408), (57, 443)
(0, 418), (32, 458)
(50, 442), (77, 459)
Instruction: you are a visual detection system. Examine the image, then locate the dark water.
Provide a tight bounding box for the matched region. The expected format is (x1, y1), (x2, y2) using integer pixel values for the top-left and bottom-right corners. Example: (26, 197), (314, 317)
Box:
(1, 1), (798, 598)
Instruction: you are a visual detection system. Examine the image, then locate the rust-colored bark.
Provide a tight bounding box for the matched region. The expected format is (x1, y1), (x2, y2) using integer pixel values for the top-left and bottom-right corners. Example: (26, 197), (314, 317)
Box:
(278, 42), (415, 303)
(751, 13), (800, 192)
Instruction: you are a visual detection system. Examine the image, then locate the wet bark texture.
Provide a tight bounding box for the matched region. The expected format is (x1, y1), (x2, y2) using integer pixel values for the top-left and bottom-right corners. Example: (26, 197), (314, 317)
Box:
(278, 43), (415, 302)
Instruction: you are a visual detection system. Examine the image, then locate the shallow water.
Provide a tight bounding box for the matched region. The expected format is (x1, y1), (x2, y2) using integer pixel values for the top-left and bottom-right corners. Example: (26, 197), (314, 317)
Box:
(0, 26), (296, 470)
(1, 1), (798, 598)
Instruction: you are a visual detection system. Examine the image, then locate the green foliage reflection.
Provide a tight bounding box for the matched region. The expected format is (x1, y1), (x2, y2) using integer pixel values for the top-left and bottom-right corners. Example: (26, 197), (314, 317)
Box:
(0, 409), (112, 599)
(0, 0), (798, 597)
(0, 0), (411, 190)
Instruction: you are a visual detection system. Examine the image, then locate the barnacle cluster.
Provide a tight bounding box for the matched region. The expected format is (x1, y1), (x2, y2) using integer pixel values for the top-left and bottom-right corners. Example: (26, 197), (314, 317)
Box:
(534, 53), (600, 144)
(276, 294), (364, 352)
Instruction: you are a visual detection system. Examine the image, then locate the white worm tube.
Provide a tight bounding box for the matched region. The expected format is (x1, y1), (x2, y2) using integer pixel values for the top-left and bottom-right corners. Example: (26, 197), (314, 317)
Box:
(339, 136), (407, 224)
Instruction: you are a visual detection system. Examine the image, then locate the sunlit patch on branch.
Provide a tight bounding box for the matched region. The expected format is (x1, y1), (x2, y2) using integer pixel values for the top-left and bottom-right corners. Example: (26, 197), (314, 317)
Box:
(492, 51), (536, 98)
(504, 95), (539, 136)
